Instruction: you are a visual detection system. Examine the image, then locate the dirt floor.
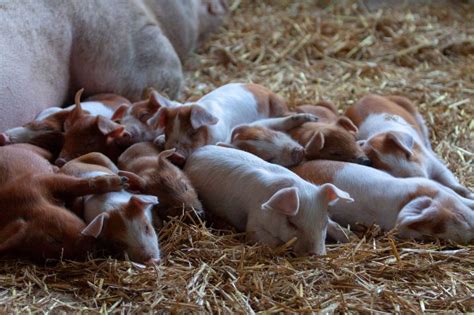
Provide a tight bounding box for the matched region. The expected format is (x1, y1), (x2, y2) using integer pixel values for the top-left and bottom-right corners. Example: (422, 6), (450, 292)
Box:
(1, 0), (473, 313)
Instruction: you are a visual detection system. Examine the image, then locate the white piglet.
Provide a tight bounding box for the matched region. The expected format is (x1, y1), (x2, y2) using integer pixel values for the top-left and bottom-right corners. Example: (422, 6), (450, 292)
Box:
(60, 152), (161, 264)
(147, 83), (288, 159)
(184, 146), (353, 256)
(293, 160), (474, 244)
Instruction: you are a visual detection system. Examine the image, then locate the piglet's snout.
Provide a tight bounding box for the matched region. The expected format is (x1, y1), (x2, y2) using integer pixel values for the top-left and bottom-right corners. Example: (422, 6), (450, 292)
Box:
(354, 156), (372, 166)
(55, 158), (67, 167)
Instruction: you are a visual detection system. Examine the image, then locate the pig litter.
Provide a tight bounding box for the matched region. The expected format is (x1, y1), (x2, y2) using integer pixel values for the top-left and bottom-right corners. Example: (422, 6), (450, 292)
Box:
(1, 0), (473, 313)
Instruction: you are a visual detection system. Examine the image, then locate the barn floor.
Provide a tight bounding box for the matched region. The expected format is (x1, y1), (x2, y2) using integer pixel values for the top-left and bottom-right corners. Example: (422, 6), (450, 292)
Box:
(1, 0), (473, 313)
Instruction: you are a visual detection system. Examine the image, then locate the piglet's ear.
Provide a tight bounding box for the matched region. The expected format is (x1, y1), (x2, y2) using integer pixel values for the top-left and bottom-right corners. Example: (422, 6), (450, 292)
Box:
(305, 131), (325, 153)
(386, 131), (414, 159)
(81, 213), (108, 238)
(158, 148), (176, 161)
(190, 105), (218, 129)
(147, 107), (168, 129)
(124, 196), (151, 218)
(230, 125), (247, 141)
(97, 116), (125, 138)
(0, 219), (27, 253)
(320, 183), (353, 206)
(262, 187), (300, 216)
(149, 90), (175, 110)
(111, 104), (129, 121)
(132, 195), (159, 206)
(396, 196), (443, 234)
(336, 117), (358, 135)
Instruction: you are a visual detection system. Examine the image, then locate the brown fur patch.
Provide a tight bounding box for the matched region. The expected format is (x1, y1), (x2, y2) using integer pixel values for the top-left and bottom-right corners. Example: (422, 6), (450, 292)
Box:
(296, 101), (339, 123)
(291, 160), (345, 185)
(345, 94), (423, 137)
(244, 84), (288, 117)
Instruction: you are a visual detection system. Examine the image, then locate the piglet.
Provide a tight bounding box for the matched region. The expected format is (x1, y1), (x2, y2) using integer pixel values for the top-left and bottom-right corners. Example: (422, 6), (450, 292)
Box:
(147, 83), (289, 159)
(220, 113), (318, 167)
(60, 152), (161, 264)
(289, 101), (370, 165)
(56, 89), (131, 166)
(292, 160), (474, 243)
(184, 145), (353, 256)
(345, 94), (473, 199)
(0, 91), (131, 155)
(0, 144), (126, 262)
(111, 89), (180, 146)
(118, 143), (203, 219)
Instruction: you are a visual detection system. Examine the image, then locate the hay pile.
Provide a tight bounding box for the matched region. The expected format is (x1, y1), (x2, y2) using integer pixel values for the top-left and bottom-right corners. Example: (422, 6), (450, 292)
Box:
(1, 0), (473, 312)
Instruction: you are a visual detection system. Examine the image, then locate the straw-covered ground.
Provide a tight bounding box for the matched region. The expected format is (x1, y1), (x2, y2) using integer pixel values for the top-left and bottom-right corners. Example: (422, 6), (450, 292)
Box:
(1, 0), (473, 313)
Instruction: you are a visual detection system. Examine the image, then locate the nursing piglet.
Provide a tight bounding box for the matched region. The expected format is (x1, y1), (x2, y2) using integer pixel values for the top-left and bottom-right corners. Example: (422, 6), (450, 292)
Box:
(221, 113), (318, 166)
(345, 94), (473, 199)
(184, 146), (353, 256)
(111, 89), (180, 146)
(290, 101), (370, 165)
(0, 144), (126, 262)
(60, 153), (161, 264)
(56, 90), (131, 165)
(292, 160), (474, 244)
(118, 143), (203, 219)
(0, 91), (131, 155)
(147, 83), (288, 159)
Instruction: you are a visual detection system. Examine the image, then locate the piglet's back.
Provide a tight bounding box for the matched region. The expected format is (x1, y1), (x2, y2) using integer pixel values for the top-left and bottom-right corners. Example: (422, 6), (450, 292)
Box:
(0, 144), (54, 184)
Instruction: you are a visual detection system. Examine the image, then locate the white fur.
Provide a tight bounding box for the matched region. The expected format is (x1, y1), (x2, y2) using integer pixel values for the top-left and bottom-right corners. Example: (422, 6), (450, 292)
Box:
(306, 162), (474, 243)
(358, 113), (473, 199)
(185, 146), (352, 256)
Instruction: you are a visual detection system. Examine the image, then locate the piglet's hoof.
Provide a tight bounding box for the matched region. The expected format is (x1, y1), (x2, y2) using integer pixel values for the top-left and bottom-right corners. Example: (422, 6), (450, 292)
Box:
(90, 175), (124, 192)
(292, 113), (319, 122)
(0, 133), (11, 146)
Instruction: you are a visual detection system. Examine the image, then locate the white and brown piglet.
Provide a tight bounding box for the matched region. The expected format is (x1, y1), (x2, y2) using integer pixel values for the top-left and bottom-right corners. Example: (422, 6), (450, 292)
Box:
(220, 113), (318, 167)
(118, 142), (204, 219)
(289, 101), (371, 165)
(0, 144), (126, 262)
(346, 94), (473, 199)
(60, 152), (161, 264)
(293, 160), (474, 244)
(111, 89), (181, 146)
(147, 83), (289, 159)
(0, 90), (131, 156)
(184, 146), (353, 256)
(56, 90), (131, 166)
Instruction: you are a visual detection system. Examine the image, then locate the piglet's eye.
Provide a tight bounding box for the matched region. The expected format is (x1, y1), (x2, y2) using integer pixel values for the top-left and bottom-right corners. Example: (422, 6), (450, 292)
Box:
(138, 112), (149, 121)
(286, 218), (298, 230)
(144, 225), (151, 234)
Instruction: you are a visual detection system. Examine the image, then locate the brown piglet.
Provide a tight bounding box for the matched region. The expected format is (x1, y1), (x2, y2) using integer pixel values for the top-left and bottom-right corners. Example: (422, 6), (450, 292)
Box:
(118, 142), (204, 219)
(56, 90), (131, 166)
(0, 144), (126, 262)
(290, 101), (371, 165)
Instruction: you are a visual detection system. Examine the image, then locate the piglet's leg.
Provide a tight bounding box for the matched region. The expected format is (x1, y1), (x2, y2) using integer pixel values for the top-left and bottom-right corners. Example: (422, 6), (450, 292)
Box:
(431, 158), (474, 199)
(73, 152), (119, 173)
(256, 114), (318, 131)
(38, 174), (127, 198)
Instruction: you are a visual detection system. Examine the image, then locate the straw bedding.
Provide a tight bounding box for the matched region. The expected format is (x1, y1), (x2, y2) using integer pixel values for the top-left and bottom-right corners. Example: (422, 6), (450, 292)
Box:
(1, 0), (473, 313)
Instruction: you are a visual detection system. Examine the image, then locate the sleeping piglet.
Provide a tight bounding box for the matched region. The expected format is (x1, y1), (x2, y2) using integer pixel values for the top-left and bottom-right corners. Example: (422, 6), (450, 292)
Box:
(184, 145), (353, 256)
(118, 143), (203, 219)
(0, 144), (127, 262)
(219, 113), (318, 167)
(147, 83), (289, 159)
(60, 152), (161, 264)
